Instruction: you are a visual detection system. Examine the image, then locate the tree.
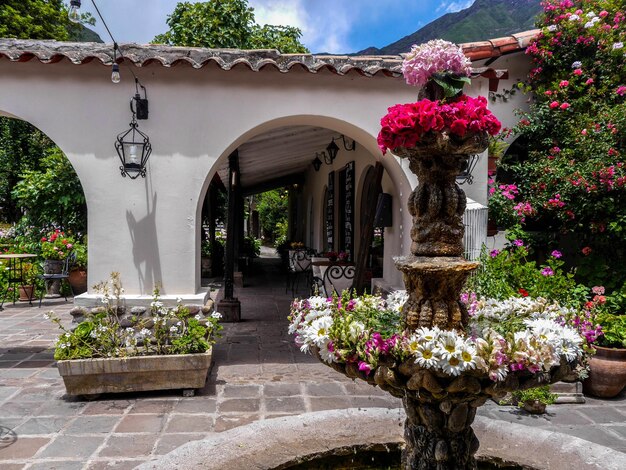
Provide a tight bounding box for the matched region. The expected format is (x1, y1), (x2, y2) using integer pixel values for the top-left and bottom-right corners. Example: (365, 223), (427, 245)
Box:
(0, 120), (54, 223)
(12, 148), (87, 234)
(491, 0), (626, 289)
(257, 189), (289, 242)
(153, 0), (308, 53)
(0, 1), (99, 42)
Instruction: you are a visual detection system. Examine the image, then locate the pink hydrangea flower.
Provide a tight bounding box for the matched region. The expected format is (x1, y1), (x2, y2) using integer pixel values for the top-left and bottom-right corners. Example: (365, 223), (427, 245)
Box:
(401, 39), (471, 88)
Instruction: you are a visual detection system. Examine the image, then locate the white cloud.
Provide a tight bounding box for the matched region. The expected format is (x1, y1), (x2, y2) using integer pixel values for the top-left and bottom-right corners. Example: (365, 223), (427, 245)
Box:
(250, 0), (353, 53)
(437, 0), (474, 14)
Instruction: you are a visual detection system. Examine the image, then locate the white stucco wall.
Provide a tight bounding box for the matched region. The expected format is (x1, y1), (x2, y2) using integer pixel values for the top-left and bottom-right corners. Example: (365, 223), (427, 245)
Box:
(0, 51), (530, 298)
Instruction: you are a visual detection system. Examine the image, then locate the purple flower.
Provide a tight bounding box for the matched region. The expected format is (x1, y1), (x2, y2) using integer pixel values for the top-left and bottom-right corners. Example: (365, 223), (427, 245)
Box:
(551, 250), (562, 259)
(489, 249), (500, 258)
(513, 239), (524, 247)
(358, 361), (372, 375)
(541, 267), (554, 276)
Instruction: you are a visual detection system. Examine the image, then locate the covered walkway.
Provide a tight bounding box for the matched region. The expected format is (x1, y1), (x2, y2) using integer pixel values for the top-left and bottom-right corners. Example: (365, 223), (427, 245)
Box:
(0, 253), (625, 468)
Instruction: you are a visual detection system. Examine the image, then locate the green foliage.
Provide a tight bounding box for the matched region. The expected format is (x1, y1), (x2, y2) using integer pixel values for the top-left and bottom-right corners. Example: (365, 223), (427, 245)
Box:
(0, 118), (55, 223)
(257, 189), (289, 242)
(511, 385), (557, 406)
(467, 242), (588, 307)
(48, 273), (222, 360)
(0, 0), (97, 42)
(0, 0), (70, 40)
(595, 313), (626, 348)
(12, 148), (86, 235)
(153, 0), (308, 53)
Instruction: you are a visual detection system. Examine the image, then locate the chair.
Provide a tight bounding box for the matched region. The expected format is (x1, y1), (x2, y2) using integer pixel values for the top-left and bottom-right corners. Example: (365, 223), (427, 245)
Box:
(286, 249), (312, 296)
(38, 252), (75, 307)
(321, 263), (355, 297)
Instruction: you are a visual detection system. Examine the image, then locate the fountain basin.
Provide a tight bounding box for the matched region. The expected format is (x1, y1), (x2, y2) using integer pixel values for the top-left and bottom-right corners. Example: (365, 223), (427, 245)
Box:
(137, 408), (626, 470)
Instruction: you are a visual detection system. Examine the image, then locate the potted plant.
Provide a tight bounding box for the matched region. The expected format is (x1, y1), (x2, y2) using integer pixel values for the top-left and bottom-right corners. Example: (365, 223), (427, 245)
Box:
(511, 386), (557, 414)
(584, 309), (626, 398)
(18, 261), (38, 301)
(46, 272), (222, 397)
(68, 240), (88, 295)
(40, 230), (75, 297)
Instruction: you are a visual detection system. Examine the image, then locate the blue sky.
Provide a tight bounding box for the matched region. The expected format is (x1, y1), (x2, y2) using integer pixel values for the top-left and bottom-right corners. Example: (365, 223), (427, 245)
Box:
(77, 0), (474, 53)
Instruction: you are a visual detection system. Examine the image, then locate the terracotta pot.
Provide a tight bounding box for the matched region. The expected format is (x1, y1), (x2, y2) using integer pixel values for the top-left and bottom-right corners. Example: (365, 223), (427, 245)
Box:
(18, 285), (35, 301)
(68, 269), (88, 295)
(583, 345), (626, 398)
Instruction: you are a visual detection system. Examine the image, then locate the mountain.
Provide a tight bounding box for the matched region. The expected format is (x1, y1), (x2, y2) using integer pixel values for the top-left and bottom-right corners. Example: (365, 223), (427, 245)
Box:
(358, 0), (542, 55)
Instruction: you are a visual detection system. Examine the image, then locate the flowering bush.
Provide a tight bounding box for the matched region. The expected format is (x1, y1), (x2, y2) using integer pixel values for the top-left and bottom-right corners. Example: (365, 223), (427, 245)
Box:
(402, 39), (472, 95)
(289, 291), (585, 381)
(466, 240), (588, 307)
(40, 229), (75, 261)
(377, 95), (501, 154)
(492, 0), (626, 289)
(47, 272), (222, 360)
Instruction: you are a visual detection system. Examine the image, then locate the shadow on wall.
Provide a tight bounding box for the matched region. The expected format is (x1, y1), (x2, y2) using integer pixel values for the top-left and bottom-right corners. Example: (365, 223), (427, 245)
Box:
(126, 192), (162, 294)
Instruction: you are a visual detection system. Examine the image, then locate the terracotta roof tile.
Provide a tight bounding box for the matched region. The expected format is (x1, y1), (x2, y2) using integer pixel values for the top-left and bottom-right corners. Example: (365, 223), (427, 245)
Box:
(0, 30), (541, 76)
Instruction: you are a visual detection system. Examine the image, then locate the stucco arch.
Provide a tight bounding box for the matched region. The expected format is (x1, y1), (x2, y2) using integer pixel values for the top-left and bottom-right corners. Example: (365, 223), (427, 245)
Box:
(195, 114), (414, 290)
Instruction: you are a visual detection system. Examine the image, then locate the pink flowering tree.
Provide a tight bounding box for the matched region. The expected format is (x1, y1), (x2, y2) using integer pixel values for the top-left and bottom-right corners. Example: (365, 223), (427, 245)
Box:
(494, 0), (626, 290)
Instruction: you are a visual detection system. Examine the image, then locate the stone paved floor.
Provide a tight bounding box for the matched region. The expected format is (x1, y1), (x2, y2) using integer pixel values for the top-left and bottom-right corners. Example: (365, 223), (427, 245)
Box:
(0, 254), (625, 469)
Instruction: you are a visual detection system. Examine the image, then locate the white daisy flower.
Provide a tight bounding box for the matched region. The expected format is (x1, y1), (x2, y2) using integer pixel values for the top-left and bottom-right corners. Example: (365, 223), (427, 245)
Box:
(317, 340), (335, 363)
(458, 342), (478, 371)
(414, 342), (440, 369)
(306, 316), (333, 348)
(440, 355), (464, 376)
(211, 312), (222, 319)
(415, 326), (440, 343)
(613, 42), (624, 50)
(437, 331), (463, 360)
(547, 24), (558, 32)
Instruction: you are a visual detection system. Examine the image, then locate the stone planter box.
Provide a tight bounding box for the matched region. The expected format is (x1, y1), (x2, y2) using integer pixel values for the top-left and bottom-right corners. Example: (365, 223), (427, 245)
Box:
(56, 350), (212, 397)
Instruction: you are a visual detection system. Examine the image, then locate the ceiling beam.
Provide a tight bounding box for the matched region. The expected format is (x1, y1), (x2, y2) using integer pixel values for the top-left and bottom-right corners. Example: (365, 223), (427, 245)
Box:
(242, 172), (306, 196)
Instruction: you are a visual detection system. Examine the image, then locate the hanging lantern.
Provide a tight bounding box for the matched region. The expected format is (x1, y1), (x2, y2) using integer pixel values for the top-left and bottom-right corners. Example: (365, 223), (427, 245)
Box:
(115, 116), (152, 179)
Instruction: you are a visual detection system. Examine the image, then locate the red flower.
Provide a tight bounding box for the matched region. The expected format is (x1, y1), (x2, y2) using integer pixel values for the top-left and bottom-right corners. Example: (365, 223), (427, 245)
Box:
(549, 101), (560, 109)
(518, 288), (529, 297)
(582, 246), (592, 256)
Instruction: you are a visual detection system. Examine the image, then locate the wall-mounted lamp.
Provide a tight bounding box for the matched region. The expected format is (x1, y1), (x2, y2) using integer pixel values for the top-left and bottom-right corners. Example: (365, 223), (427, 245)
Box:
(312, 156), (322, 172)
(318, 134), (357, 165)
(115, 93), (152, 179)
(68, 0), (82, 23)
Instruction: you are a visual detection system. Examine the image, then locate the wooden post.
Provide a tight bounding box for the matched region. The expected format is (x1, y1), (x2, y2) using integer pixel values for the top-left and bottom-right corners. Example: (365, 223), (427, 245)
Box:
(218, 151), (241, 321)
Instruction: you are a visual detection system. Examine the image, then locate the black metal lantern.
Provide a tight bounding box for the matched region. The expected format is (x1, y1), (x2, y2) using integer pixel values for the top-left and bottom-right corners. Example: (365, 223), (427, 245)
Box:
(115, 115), (152, 179)
(312, 156), (322, 171)
(325, 139), (339, 164)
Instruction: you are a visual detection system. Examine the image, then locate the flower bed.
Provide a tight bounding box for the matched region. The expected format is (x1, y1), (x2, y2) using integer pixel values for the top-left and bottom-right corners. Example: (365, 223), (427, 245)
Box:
(289, 292), (584, 384)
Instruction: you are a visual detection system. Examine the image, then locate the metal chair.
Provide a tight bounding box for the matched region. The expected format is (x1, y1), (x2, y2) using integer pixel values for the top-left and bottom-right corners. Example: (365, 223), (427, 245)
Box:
(321, 263), (355, 297)
(38, 252), (75, 307)
(286, 249), (312, 296)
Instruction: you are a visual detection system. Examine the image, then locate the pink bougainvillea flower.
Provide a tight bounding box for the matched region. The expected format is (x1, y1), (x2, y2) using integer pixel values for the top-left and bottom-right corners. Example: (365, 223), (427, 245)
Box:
(549, 101), (560, 108)
(559, 80), (569, 87)
(573, 68), (583, 76)
(585, 78), (594, 85)
(560, 102), (571, 110)
(616, 86), (626, 96)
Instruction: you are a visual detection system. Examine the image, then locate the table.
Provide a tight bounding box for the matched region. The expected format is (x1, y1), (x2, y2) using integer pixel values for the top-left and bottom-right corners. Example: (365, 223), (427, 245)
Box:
(0, 253), (37, 308)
